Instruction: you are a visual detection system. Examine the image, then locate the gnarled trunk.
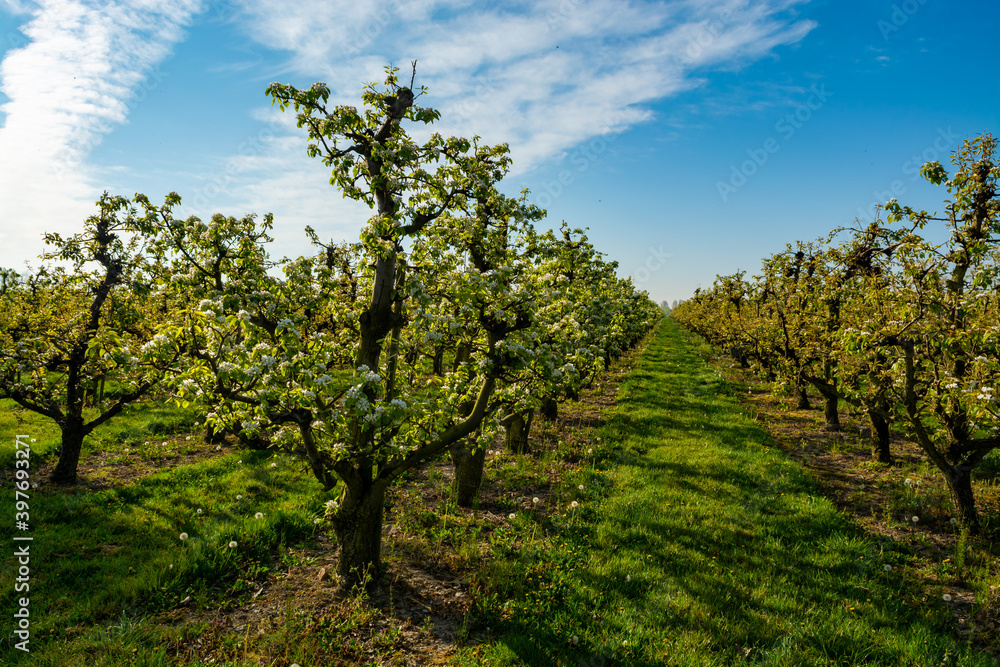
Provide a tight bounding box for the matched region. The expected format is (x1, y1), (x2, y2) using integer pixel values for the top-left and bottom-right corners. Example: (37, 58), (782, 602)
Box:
(432, 345), (445, 376)
(944, 466), (978, 532)
(205, 425), (225, 445)
(822, 391), (840, 431)
(333, 483), (387, 588)
(450, 438), (486, 507)
(51, 418), (86, 484)
(796, 384), (811, 410)
(452, 343), (471, 373)
(868, 409), (891, 464)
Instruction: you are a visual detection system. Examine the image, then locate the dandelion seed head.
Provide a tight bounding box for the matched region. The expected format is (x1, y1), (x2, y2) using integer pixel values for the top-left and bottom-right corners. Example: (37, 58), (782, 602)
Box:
(228, 541), (237, 548)
(571, 501), (579, 509)
(942, 593), (952, 602)
(578, 484), (584, 491)
(532, 497), (539, 504)
(236, 495), (242, 500)
(255, 512), (264, 519)
(196, 509), (203, 514)
(179, 533), (188, 541)
(884, 564), (893, 571)
(950, 518), (958, 525)
(911, 515), (920, 523)
(508, 513), (516, 520)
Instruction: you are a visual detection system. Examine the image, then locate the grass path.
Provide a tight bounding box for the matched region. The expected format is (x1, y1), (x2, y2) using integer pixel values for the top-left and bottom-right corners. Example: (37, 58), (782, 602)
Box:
(465, 318), (988, 666)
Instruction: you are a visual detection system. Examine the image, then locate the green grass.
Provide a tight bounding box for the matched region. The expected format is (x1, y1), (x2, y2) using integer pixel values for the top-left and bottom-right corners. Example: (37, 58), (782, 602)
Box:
(457, 318), (994, 666)
(3, 320), (995, 665)
(0, 394), (203, 465)
(0, 449), (334, 664)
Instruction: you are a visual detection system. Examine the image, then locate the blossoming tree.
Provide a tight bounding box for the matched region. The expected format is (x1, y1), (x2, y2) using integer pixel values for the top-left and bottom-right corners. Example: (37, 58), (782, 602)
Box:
(0, 193), (182, 483)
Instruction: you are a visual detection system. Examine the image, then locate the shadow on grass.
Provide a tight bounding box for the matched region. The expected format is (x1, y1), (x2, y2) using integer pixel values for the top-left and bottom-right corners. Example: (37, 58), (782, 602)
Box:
(487, 319), (980, 666)
(0, 450), (324, 661)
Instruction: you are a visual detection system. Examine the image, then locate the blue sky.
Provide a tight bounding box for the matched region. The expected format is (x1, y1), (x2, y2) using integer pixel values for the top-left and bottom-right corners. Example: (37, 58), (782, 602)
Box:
(0, 0), (997, 305)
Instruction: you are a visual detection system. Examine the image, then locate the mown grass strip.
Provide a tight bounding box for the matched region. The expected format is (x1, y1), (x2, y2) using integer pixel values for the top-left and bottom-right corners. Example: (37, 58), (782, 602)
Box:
(462, 318), (990, 666)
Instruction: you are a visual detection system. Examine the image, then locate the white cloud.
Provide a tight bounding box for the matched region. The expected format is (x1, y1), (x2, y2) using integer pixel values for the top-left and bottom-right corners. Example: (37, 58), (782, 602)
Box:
(0, 0), (202, 269)
(169, 109), (375, 261)
(168, 0), (814, 252)
(229, 0), (815, 176)
(0, 0), (817, 270)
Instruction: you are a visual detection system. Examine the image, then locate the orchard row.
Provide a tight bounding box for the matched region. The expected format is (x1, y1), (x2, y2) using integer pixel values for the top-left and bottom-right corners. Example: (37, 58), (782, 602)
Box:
(0, 65), (661, 584)
(673, 132), (999, 530)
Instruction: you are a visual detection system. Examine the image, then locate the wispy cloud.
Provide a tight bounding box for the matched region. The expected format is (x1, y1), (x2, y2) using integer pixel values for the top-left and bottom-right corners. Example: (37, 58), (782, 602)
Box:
(167, 107), (376, 261)
(233, 0), (816, 175)
(0, 0), (202, 268)
(0, 0), (817, 269)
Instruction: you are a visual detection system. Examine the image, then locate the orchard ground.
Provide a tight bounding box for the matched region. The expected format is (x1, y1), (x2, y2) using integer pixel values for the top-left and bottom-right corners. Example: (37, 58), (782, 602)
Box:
(2, 318), (998, 665)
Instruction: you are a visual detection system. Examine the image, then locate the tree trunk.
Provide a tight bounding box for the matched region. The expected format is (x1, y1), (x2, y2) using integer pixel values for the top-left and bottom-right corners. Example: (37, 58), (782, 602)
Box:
(944, 466), (979, 532)
(432, 345), (445, 376)
(205, 425), (225, 445)
(823, 392), (840, 431)
(333, 483), (387, 588)
(452, 343), (471, 373)
(868, 409), (892, 464)
(232, 427), (267, 450)
(450, 438), (486, 507)
(405, 347), (419, 365)
(796, 385), (811, 410)
(505, 409), (534, 454)
(51, 417), (86, 484)
(540, 397), (558, 421)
